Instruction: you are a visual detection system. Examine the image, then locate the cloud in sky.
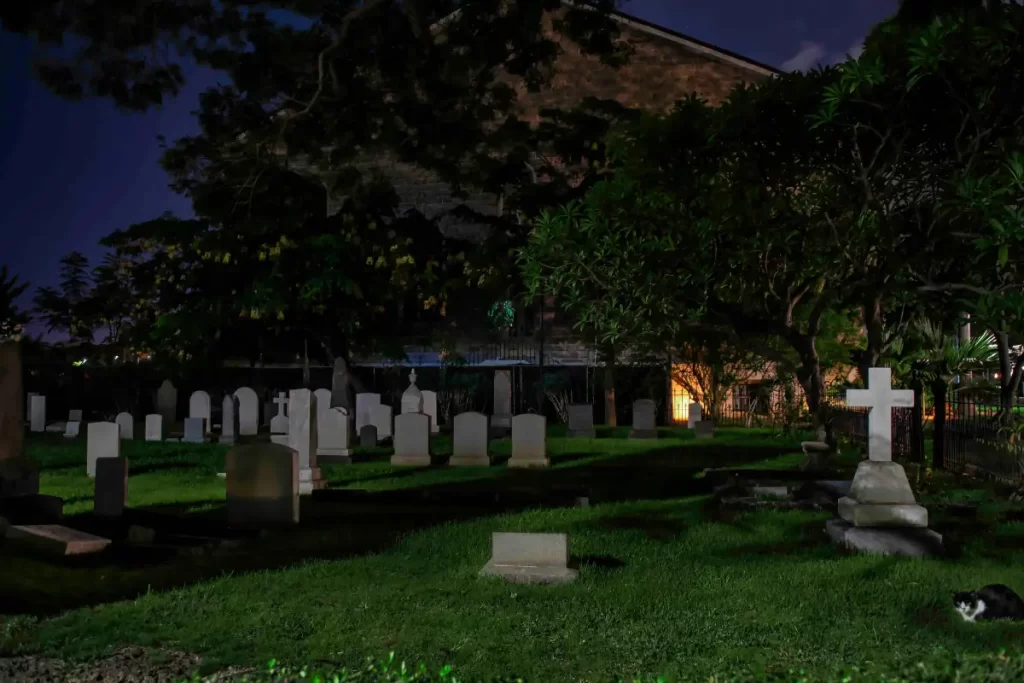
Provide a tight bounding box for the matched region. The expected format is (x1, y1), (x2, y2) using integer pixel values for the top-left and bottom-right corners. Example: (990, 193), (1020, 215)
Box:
(781, 41), (827, 72)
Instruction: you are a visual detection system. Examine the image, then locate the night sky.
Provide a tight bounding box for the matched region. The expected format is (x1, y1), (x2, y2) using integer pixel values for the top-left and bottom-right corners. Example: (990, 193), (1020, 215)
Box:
(0, 0), (899, 339)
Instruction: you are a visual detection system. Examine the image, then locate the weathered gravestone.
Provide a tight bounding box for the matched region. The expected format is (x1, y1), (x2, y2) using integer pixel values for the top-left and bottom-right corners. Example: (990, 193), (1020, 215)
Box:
(87, 422), (121, 478)
(233, 387), (260, 436)
(687, 401), (702, 428)
(567, 404), (596, 438)
(450, 412), (490, 467)
(479, 532), (578, 585)
(289, 389), (324, 494)
(269, 392), (289, 441)
(94, 457), (128, 518)
(63, 421), (80, 439)
(29, 395), (45, 433)
(182, 417), (205, 444)
(371, 404), (393, 442)
(189, 390), (212, 433)
(359, 424), (378, 448)
(157, 379), (177, 425)
(313, 388), (333, 432)
(355, 392), (380, 433)
(318, 407), (353, 463)
(509, 414), (548, 468)
(5, 524), (111, 556)
(694, 420), (715, 439)
(421, 389), (439, 433)
(115, 412), (134, 440)
(221, 394), (239, 445)
(25, 392), (38, 426)
(68, 409), (83, 423)
(392, 412), (431, 466)
(401, 370), (424, 414)
(145, 414), (163, 441)
(826, 367), (943, 557)
(225, 443), (299, 527)
(629, 399), (658, 440)
(491, 370), (513, 435)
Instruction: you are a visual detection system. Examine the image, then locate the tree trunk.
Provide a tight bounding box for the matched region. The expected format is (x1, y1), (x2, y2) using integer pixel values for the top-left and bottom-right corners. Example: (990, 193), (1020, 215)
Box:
(911, 377), (925, 464)
(602, 342), (617, 427)
(995, 330), (1023, 422)
(859, 295), (884, 385)
(792, 334), (832, 447)
(931, 380), (947, 470)
(0, 342), (24, 464)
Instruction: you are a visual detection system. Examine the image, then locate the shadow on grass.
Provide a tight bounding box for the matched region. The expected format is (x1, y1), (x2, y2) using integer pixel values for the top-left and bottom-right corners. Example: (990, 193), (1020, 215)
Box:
(576, 554), (627, 570)
(596, 514), (686, 541)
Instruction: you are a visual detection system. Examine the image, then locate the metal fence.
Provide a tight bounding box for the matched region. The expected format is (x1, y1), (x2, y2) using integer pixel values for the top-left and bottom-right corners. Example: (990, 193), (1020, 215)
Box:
(943, 397), (1024, 482)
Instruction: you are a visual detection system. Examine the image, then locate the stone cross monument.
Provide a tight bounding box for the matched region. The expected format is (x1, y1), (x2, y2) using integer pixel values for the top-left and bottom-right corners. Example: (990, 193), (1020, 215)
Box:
(845, 368), (915, 462)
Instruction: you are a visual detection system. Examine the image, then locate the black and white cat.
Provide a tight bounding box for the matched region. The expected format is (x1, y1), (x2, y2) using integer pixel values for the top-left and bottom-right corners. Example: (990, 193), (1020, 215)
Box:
(953, 584), (1024, 622)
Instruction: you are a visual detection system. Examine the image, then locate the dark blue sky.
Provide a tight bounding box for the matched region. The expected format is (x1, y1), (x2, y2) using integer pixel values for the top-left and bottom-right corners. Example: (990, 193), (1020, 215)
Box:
(0, 0), (898, 339)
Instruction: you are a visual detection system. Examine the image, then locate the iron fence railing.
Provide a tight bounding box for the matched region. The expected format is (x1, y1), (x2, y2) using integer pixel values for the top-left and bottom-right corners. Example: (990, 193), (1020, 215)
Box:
(943, 397), (1024, 483)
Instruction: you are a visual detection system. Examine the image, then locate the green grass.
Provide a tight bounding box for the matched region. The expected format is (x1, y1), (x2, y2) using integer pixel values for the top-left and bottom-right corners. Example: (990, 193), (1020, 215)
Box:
(2, 427), (1023, 682)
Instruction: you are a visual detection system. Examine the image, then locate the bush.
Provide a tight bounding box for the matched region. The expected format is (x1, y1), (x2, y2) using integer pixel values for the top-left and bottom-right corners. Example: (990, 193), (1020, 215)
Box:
(179, 649), (1024, 683)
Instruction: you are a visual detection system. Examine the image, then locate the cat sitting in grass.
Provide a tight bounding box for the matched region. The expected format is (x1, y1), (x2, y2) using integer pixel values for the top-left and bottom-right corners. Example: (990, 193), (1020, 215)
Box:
(953, 584), (1024, 622)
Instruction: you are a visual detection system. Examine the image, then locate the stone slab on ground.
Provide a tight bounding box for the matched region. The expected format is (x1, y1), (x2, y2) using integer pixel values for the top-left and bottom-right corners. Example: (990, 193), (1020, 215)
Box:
(479, 531), (578, 585)
(6, 524), (111, 556)
(826, 518), (944, 558)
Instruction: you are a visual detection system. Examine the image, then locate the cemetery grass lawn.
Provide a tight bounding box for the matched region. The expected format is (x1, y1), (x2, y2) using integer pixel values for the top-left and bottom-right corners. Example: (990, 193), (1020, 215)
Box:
(2, 429), (1023, 681)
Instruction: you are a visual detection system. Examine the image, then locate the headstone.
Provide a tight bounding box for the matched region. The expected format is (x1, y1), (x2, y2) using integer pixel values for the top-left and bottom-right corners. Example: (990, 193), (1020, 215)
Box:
(421, 389), (439, 433)
(359, 424), (377, 448)
(145, 414), (163, 441)
(114, 412), (134, 440)
(401, 369), (423, 414)
(693, 420), (715, 439)
(846, 368), (915, 463)
(29, 395), (45, 433)
(189, 390), (212, 433)
(182, 417), (205, 443)
(68, 409), (83, 422)
(392, 412), (431, 466)
(86, 422), (121, 478)
(233, 387), (260, 436)
(687, 401), (702, 428)
(225, 443), (300, 526)
(270, 392), (289, 436)
(479, 532), (578, 585)
(94, 457), (128, 518)
(492, 370), (513, 432)
(63, 421), (80, 439)
(157, 380), (177, 425)
(221, 394), (239, 445)
(629, 399), (658, 439)
(44, 421), (65, 433)
(318, 407), (353, 462)
(25, 392), (39, 425)
(567, 404), (596, 438)
(355, 392), (381, 432)
(450, 412), (490, 466)
(509, 414), (548, 468)
(288, 389), (324, 494)
(371, 404), (393, 441)
(330, 357), (354, 412)
(314, 388), (332, 420)
(5, 524), (111, 556)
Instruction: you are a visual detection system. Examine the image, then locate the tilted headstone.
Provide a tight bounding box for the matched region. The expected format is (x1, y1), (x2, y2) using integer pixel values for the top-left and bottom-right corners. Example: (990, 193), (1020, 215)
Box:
(226, 443), (299, 526)
(182, 417), (205, 443)
(355, 392), (381, 432)
(509, 414), (548, 468)
(94, 457), (128, 518)
(392, 412), (431, 466)
(63, 421), (80, 439)
(233, 387), (260, 436)
(145, 414), (163, 441)
(629, 399), (658, 440)
(359, 424), (378, 448)
(401, 369), (424, 414)
(86, 422), (121, 478)
(492, 370), (512, 432)
(288, 389), (323, 494)
(450, 411), (490, 467)
(421, 389), (439, 433)
(371, 403), (393, 441)
(157, 379), (177, 425)
(317, 406), (352, 462)
(567, 404), (596, 438)
(221, 394), (239, 445)
(270, 392), (289, 436)
(479, 532), (578, 585)
(114, 412), (134, 440)
(189, 390), (212, 433)
(68, 409), (83, 423)
(29, 395), (45, 433)
(687, 401), (702, 428)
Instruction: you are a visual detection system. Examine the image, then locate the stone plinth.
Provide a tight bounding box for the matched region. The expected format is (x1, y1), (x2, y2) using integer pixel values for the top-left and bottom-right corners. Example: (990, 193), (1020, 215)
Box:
(838, 497), (928, 527)
(826, 519), (943, 558)
(838, 460), (927, 528)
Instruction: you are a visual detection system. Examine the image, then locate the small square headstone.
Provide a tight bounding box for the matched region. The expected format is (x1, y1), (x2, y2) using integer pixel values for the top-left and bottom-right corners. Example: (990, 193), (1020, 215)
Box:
(87, 422), (121, 478)
(182, 417), (205, 443)
(226, 443), (299, 526)
(145, 414), (163, 441)
(694, 421), (715, 439)
(629, 399), (658, 439)
(567, 404), (596, 438)
(509, 414), (548, 468)
(94, 457), (128, 518)
(450, 412), (490, 466)
(392, 412), (431, 466)
(479, 532), (578, 584)
(63, 421), (80, 439)
(115, 412), (134, 440)
(359, 424), (377, 448)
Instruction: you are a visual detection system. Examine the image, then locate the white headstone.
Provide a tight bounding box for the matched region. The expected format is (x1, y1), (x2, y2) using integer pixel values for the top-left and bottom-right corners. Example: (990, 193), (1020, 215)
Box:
(68, 409), (83, 423)
(26, 392), (39, 424)
(270, 392), (289, 435)
(314, 388), (332, 415)
(29, 395), (46, 432)
(233, 387), (260, 436)
(392, 412), (431, 466)
(87, 422), (121, 478)
(846, 367), (915, 462)
(63, 421), (80, 439)
(317, 407), (353, 459)
(355, 393), (381, 432)
(687, 401), (702, 428)
(492, 370), (512, 430)
(288, 389), (323, 494)
(157, 380), (177, 425)
(114, 412), (134, 440)
(189, 390), (212, 433)
(221, 394), (239, 445)
(509, 413), (548, 468)
(421, 390), (439, 433)
(145, 414), (163, 441)
(450, 412), (490, 466)
(402, 369), (423, 414)
(182, 417), (205, 443)
(371, 404), (393, 441)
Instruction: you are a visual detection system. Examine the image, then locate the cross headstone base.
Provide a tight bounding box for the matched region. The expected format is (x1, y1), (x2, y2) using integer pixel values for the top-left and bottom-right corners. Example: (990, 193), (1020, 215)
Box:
(826, 519), (943, 557)
(298, 466), (324, 495)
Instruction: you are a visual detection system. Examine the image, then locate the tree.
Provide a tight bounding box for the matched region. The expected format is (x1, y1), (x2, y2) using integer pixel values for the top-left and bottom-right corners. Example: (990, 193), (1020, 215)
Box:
(32, 251), (95, 342)
(0, 266), (30, 342)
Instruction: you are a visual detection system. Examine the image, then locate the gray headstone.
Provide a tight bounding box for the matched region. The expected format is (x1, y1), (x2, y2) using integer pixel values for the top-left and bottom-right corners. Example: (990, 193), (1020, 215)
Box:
(359, 424), (378, 448)
(94, 457), (128, 518)
(479, 532), (578, 585)
(371, 404), (393, 440)
(492, 370), (512, 430)
(451, 411), (490, 466)
(421, 389), (439, 433)
(157, 380), (177, 425)
(86, 422), (121, 478)
(392, 412), (431, 466)
(687, 401), (702, 428)
(509, 414), (548, 468)
(401, 369), (423, 414)
(29, 395), (45, 433)
(182, 417), (205, 443)
(233, 387), (260, 436)
(114, 412), (134, 440)
(63, 421), (80, 439)
(694, 421), (715, 439)
(288, 389), (323, 494)
(317, 407), (353, 462)
(68, 409), (83, 422)
(270, 392), (289, 435)
(567, 404), (596, 438)
(313, 388), (333, 429)
(629, 399), (658, 439)
(189, 390), (211, 433)
(226, 443), (299, 526)
(221, 394), (239, 445)
(145, 414), (163, 441)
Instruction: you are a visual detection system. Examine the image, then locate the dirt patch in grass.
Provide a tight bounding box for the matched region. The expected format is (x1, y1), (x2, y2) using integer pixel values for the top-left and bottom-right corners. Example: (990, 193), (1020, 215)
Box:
(0, 646), (253, 682)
